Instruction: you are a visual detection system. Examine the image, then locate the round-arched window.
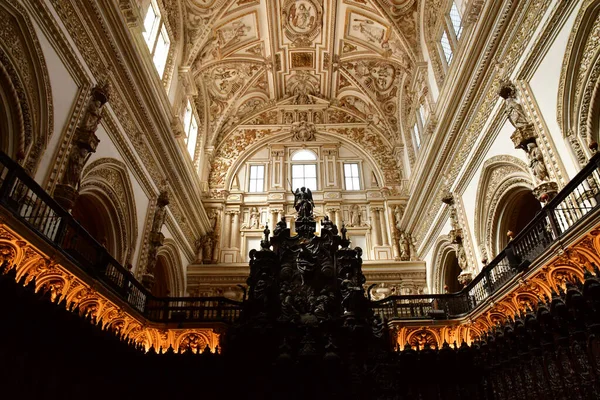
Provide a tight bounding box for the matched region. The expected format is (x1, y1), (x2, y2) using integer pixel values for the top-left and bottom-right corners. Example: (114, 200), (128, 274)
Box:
(291, 150), (317, 190)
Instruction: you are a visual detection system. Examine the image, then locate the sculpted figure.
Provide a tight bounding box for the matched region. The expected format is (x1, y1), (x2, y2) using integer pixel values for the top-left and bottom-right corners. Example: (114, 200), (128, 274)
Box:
(349, 204), (361, 227)
(527, 142), (550, 182)
(399, 232), (410, 261)
(82, 100), (103, 131)
(64, 146), (88, 188)
(498, 80), (531, 130)
(293, 187), (314, 219)
(248, 207), (260, 229)
(393, 205), (403, 230)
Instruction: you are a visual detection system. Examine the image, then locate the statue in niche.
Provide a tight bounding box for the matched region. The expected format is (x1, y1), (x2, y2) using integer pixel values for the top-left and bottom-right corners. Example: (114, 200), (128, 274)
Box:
(208, 209), (218, 231)
(151, 191), (170, 233)
(393, 205), (404, 230)
(313, 111), (322, 124)
(203, 236), (213, 263)
(457, 243), (468, 271)
(527, 142), (550, 182)
(247, 207), (260, 229)
(497, 80), (531, 130)
(64, 146), (89, 188)
(399, 231), (410, 261)
(81, 100), (103, 131)
(349, 205), (361, 227)
(284, 112), (294, 124)
(293, 187), (314, 219)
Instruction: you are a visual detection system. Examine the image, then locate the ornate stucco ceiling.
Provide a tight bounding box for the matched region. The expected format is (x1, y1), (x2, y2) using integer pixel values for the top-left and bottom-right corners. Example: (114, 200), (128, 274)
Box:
(175, 0), (422, 192)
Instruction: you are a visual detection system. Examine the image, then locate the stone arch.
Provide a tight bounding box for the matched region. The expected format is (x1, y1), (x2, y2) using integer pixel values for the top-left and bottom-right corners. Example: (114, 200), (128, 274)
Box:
(219, 130), (390, 193)
(155, 238), (185, 297)
(558, 0), (600, 162)
(0, 0), (52, 172)
(75, 158), (138, 267)
(474, 155), (535, 258)
(431, 234), (460, 294)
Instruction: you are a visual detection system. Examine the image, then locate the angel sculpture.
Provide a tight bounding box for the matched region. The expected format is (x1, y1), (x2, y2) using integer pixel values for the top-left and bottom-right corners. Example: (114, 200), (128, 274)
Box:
(293, 187), (314, 219)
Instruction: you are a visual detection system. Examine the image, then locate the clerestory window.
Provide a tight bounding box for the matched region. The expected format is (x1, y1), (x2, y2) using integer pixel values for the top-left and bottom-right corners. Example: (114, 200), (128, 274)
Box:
(344, 163), (361, 191)
(439, 1), (463, 67)
(142, 1), (171, 78)
(248, 165), (265, 192)
(183, 100), (199, 159)
(291, 150), (317, 190)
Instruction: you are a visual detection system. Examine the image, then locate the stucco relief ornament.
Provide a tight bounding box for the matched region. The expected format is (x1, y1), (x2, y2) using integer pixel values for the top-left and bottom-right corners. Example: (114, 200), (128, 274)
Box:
(281, 0), (323, 47)
(291, 121), (316, 141)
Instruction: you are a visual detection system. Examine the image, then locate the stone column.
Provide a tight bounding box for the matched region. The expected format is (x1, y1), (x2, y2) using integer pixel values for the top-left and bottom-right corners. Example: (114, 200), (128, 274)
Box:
(231, 211), (240, 248)
(223, 212), (232, 248)
(371, 207), (382, 246)
(54, 77), (112, 211)
(379, 209), (389, 246)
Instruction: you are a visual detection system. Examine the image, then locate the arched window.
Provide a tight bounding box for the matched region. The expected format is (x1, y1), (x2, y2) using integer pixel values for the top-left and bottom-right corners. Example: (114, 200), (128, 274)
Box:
(142, 1), (171, 78)
(439, 1), (463, 67)
(291, 150), (317, 190)
(443, 251), (462, 293)
(183, 100), (199, 159)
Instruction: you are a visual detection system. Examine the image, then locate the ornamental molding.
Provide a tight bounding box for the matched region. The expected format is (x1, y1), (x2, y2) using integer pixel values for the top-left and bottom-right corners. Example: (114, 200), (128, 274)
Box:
(0, 222), (220, 353)
(408, 0), (552, 247)
(395, 225), (600, 348)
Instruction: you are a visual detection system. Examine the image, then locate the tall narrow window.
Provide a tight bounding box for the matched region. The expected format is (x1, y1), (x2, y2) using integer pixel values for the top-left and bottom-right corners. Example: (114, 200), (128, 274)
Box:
(344, 163), (361, 190)
(449, 2), (463, 39)
(248, 165), (265, 192)
(440, 31), (453, 64)
(413, 124), (421, 149)
(439, 1), (463, 67)
(183, 100), (199, 159)
(291, 150), (318, 190)
(142, 1), (171, 78)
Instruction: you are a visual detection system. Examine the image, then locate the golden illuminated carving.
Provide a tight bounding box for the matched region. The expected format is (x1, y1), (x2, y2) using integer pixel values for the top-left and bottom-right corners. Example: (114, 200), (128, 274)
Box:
(0, 222), (219, 353)
(395, 226), (600, 349)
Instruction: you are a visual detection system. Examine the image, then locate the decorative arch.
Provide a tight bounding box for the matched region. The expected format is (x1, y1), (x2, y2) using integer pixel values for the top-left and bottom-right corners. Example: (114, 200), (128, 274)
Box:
(218, 129), (390, 194)
(155, 238), (185, 297)
(431, 234), (458, 294)
(0, 0), (53, 171)
(474, 155), (534, 258)
(77, 158), (138, 267)
(558, 0), (600, 162)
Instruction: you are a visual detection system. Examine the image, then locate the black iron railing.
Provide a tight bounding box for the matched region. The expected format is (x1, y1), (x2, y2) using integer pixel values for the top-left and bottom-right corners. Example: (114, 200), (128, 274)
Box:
(1, 151), (599, 323)
(0, 151), (240, 323)
(372, 153), (600, 320)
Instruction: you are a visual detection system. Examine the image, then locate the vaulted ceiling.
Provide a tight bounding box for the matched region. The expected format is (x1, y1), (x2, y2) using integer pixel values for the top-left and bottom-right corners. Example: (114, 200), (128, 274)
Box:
(173, 0), (425, 192)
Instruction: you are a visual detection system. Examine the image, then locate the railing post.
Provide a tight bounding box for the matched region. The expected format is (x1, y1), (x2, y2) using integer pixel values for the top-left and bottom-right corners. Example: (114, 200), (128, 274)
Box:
(546, 208), (562, 239)
(0, 166), (18, 206)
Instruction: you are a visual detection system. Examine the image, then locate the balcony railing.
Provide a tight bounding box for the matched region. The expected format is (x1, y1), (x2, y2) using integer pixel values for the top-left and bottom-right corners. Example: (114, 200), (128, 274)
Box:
(1, 151), (599, 323)
(0, 151), (241, 324)
(372, 153), (600, 320)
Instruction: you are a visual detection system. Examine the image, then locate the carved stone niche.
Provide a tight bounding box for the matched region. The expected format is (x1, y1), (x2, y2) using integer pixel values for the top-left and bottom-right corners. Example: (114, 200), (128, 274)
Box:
(510, 124), (536, 150)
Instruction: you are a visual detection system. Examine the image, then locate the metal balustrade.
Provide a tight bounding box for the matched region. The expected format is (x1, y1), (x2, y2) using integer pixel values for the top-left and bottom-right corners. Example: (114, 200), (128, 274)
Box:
(1, 151), (599, 323)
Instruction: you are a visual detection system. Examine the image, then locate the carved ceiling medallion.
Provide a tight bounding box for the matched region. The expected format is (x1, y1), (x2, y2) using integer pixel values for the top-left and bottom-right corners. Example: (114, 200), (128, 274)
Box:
(282, 0), (323, 47)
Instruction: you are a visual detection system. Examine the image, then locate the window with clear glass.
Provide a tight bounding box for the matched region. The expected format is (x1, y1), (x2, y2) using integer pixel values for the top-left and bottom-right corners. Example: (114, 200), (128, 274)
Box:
(248, 165), (265, 192)
(183, 100), (199, 159)
(440, 30), (453, 64)
(449, 2), (463, 39)
(413, 124), (421, 149)
(292, 164), (317, 190)
(291, 150), (317, 190)
(439, 1), (463, 67)
(344, 163), (361, 190)
(142, 1), (170, 79)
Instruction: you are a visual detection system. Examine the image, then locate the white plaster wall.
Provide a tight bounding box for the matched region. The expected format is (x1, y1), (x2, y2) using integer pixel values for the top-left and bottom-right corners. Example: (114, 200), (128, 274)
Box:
(460, 120), (530, 267)
(30, 19), (78, 185)
(162, 224), (188, 295)
(528, 3), (583, 180)
(88, 125), (151, 272)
